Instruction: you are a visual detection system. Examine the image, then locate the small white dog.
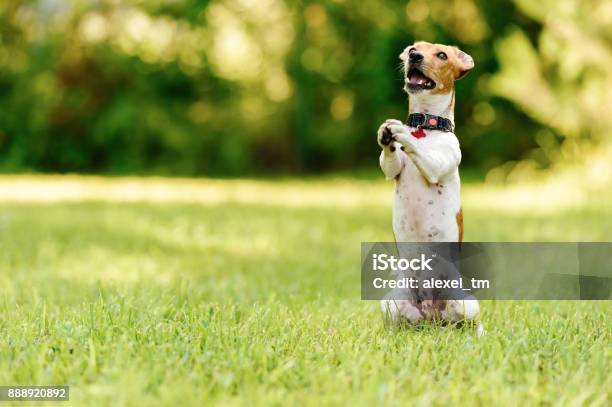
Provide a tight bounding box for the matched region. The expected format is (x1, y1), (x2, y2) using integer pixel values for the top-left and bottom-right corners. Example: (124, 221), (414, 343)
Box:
(377, 41), (482, 335)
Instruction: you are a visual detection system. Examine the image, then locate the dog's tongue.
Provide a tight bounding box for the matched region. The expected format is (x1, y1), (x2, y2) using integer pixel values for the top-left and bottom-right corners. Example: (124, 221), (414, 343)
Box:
(408, 71), (428, 85)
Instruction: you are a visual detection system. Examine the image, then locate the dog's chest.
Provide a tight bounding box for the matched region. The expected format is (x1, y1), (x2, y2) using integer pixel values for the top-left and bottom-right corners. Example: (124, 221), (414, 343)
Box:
(392, 136), (461, 242)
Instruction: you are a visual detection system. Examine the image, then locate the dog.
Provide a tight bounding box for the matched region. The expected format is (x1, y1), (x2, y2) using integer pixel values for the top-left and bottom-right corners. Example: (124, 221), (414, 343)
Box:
(376, 41), (483, 336)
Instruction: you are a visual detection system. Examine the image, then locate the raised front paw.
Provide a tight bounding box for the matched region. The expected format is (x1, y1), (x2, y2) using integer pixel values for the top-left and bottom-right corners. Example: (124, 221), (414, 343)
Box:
(387, 123), (416, 152)
(377, 119), (402, 148)
(380, 127), (393, 146)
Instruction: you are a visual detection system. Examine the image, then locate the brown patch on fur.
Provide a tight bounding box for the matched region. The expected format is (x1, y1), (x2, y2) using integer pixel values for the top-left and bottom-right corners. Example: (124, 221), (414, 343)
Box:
(456, 208), (463, 242)
(433, 300), (447, 312)
(400, 41), (474, 95)
(418, 300), (448, 319)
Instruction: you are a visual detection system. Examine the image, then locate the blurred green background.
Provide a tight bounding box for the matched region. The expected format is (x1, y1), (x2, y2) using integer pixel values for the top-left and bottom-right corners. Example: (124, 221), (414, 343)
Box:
(0, 0), (610, 179)
(1, 3), (611, 402)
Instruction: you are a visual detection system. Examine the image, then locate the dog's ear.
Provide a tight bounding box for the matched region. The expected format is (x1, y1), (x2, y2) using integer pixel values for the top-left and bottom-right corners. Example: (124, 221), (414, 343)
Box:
(399, 47), (410, 62)
(454, 48), (474, 80)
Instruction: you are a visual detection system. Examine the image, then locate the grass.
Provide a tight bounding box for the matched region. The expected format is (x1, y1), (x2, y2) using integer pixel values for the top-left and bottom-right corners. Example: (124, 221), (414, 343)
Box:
(0, 175), (610, 406)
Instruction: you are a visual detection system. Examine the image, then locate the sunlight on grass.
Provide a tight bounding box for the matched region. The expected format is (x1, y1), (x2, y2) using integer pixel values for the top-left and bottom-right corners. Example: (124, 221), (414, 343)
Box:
(0, 175), (609, 214)
(0, 176), (610, 406)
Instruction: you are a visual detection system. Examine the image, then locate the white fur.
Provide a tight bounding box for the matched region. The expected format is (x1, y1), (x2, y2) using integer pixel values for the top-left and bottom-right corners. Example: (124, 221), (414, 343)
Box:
(380, 299), (423, 324)
(377, 85), (482, 335)
(377, 121), (461, 242)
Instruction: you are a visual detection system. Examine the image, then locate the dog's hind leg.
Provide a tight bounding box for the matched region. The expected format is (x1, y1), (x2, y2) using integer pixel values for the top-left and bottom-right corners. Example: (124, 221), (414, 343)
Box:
(444, 298), (484, 337)
(380, 299), (423, 331)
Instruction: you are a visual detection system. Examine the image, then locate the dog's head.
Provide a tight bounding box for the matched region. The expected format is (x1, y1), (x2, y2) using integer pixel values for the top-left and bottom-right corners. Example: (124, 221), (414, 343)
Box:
(400, 41), (474, 95)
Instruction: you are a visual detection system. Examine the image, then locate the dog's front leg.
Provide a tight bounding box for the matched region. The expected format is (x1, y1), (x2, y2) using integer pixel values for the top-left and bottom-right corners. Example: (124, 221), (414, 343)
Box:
(387, 124), (461, 184)
(377, 120), (406, 180)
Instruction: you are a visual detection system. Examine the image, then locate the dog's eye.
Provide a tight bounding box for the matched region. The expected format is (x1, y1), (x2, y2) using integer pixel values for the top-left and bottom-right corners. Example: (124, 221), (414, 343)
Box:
(436, 52), (448, 60)
(409, 48), (416, 54)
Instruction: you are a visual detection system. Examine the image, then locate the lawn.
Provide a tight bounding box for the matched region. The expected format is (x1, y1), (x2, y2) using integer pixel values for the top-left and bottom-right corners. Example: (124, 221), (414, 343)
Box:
(0, 176), (610, 406)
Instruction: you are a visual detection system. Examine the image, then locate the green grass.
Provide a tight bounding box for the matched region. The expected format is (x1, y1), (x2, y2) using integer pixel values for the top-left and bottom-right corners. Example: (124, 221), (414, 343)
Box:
(0, 176), (610, 406)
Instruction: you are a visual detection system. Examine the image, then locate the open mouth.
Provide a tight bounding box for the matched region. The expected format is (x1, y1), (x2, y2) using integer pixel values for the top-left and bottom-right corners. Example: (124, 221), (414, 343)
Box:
(406, 67), (436, 91)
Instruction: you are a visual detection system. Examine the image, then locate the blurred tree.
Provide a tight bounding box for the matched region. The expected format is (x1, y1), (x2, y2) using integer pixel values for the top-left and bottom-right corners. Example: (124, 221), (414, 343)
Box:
(489, 0), (612, 184)
(0, 0), (606, 178)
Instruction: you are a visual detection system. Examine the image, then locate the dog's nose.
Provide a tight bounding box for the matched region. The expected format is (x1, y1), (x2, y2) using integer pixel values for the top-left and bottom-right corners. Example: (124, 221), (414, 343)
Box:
(409, 52), (423, 64)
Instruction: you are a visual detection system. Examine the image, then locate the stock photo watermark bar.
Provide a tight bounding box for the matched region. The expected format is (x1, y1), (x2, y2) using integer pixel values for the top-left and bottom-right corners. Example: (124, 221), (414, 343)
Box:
(0, 386), (69, 401)
(361, 243), (612, 300)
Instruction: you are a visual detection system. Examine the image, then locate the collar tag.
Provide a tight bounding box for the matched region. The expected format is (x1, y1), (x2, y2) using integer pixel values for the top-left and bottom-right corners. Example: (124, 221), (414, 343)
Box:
(411, 128), (426, 138)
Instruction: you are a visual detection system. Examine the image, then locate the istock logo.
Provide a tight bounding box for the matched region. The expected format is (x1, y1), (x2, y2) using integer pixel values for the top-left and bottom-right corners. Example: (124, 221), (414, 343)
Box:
(372, 253), (434, 272)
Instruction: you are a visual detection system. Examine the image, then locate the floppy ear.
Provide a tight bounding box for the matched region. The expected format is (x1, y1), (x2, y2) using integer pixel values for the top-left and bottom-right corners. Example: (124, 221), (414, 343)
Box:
(454, 48), (474, 80)
(399, 47), (410, 62)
